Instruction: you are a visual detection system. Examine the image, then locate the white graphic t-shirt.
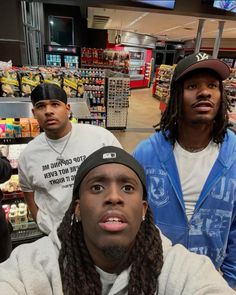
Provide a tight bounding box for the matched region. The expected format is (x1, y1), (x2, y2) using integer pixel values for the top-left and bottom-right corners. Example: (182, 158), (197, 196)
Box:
(18, 123), (122, 234)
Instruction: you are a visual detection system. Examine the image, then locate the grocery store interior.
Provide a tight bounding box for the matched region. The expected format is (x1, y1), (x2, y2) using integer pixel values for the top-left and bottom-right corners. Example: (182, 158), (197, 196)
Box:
(1, 0), (236, 263)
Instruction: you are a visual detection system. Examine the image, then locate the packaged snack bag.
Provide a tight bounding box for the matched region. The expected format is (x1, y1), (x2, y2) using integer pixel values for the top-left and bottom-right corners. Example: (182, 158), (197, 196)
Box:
(20, 70), (42, 96)
(0, 119), (6, 138)
(20, 118), (31, 137)
(62, 70), (78, 98)
(13, 118), (22, 138)
(41, 69), (63, 87)
(5, 118), (14, 138)
(29, 118), (40, 137)
(77, 77), (85, 97)
(0, 70), (20, 97)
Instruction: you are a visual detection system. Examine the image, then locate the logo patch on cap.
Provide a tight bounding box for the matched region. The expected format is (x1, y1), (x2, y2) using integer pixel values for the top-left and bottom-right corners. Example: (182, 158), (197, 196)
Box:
(103, 152), (117, 159)
(196, 52), (209, 62)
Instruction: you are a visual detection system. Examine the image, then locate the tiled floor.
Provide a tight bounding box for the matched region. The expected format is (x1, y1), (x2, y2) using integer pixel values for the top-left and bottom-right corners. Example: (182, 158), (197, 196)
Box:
(111, 87), (161, 153)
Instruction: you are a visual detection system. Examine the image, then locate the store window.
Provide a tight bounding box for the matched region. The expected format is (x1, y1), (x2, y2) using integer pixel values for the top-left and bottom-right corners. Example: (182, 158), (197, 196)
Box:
(21, 1), (43, 65)
(49, 16), (74, 46)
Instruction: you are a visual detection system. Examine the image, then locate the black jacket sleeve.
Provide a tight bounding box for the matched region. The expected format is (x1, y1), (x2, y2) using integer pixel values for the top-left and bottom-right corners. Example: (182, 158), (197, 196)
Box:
(0, 153), (12, 184)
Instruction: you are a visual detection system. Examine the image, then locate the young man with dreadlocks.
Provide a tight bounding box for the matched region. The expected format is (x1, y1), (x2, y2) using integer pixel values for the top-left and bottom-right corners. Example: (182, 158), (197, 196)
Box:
(133, 52), (236, 288)
(0, 146), (234, 294)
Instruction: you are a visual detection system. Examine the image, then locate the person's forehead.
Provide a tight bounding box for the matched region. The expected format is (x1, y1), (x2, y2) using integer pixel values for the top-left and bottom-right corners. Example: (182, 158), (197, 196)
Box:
(34, 99), (65, 106)
(183, 69), (221, 82)
(82, 163), (141, 183)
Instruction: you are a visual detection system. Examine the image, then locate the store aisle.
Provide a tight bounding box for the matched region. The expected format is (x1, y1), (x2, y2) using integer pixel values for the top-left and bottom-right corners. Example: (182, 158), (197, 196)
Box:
(111, 87), (161, 153)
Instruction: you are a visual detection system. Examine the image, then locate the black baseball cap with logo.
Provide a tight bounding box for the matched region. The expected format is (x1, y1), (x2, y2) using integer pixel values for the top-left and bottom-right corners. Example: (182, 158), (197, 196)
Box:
(172, 52), (230, 82)
(73, 146), (147, 200)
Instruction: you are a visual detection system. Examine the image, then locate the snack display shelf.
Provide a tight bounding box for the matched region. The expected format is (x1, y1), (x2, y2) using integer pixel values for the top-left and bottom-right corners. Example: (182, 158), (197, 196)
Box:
(152, 64), (175, 102)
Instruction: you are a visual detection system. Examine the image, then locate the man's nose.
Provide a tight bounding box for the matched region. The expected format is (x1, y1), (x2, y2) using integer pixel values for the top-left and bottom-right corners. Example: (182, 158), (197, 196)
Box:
(197, 84), (211, 98)
(104, 186), (124, 206)
(45, 105), (54, 114)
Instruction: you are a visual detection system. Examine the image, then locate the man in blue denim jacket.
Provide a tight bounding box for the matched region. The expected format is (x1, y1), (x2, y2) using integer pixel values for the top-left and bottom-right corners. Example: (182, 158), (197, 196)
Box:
(133, 52), (236, 288)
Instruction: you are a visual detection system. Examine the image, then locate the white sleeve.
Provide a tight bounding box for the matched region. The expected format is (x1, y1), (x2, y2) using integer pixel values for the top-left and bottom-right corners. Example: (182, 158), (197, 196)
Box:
(18, 154), (33, 192)
(0, 237), (63, 295)
(159, 244), (235, 295)
(0, 254), (27, 295)
(103, 128), (123, 148)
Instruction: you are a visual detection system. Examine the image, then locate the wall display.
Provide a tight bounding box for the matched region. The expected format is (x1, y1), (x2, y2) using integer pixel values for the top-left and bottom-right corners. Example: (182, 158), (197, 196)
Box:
(224, 68), (236, 102)
(81, 48), (129, 73)
(76, 68), (106, 127)
(0, 66), (107, 127)
(152, 64), (175, 112)
(213, 0), (236, 13)
(106, 74), (130, 130)
(225, 68), (236, 134)
(44, 45), (80, 68)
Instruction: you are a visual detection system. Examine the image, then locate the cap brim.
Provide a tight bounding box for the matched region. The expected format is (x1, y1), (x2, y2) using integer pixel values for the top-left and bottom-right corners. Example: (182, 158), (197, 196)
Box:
(177, 59), (230, 81)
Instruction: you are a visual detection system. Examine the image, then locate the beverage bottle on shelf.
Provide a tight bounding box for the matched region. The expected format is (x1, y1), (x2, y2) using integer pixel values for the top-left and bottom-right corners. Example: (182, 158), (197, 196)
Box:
(8, 207), (20, 230)
(18, 202), (28, 229)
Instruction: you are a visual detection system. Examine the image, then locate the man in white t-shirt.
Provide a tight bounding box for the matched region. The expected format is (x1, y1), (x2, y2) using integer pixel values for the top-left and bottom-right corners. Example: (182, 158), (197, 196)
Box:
(18, 82), (121, 235)
(133, 52), (236, 288)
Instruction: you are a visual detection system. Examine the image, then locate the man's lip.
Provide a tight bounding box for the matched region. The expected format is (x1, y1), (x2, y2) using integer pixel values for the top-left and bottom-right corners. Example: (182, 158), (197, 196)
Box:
(192, 101), (214, 108)
(99, 211), (127, 223)
(46, 118), (57, 124)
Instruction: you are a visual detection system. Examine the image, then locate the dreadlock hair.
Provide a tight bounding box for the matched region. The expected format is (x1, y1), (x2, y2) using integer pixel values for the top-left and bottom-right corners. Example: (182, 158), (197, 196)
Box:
(154, 68), (232, 146)
(58, 194), (163, 295)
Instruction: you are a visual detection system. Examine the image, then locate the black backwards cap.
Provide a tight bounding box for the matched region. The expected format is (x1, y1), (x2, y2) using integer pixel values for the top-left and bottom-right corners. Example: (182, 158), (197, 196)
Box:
(73, 146), (147, 199)
(31, 83), (67, 105)
(172, 52), (230, 82)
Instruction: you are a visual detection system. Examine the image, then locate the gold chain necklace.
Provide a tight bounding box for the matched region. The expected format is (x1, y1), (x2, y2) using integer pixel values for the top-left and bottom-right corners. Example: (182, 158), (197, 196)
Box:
(45, 130), (72, 162)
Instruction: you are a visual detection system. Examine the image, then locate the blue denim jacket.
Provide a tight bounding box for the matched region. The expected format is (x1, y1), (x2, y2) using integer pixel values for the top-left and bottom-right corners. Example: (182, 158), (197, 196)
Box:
(133, 129), (236, 288)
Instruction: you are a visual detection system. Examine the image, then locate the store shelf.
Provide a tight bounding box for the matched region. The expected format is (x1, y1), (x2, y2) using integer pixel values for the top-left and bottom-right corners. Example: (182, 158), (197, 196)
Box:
(3, 191), (24, 201)
(11, 221), (44, 245)
(0, 137), (33, 144)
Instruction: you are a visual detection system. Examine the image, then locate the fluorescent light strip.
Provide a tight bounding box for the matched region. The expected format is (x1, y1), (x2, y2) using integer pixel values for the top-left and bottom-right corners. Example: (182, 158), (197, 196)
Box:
(156, 20), (197, 34)
(126, 12), (149, 28)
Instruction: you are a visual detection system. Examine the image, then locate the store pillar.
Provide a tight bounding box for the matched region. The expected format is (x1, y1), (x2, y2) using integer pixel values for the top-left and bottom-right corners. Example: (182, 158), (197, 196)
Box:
(194, 19), (205, 54)
(213, 21), (225, 58)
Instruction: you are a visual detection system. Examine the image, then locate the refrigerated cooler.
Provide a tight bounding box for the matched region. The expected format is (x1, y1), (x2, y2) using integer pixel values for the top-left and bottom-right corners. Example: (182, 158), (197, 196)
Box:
(124, 47), (152, 89)
(44, 45), (80, 68)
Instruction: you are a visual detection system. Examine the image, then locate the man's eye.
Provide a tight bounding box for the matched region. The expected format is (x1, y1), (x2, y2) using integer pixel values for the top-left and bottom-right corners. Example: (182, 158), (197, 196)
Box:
(186, 84), (196, 90)
(209, 83), (218, 89)
(91, 184), (103, 192)
(52, 102), (60, 106)
(122, 185), (134, 193)
(36, 105), (44, 109)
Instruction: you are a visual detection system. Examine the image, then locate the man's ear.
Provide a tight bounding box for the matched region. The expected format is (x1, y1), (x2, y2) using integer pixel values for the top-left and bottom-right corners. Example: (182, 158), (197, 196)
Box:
(142, 200), (148, 220)
(66, 103), (71, 111)
(74, 200), (80, 219)
(32, 108), (36, 118)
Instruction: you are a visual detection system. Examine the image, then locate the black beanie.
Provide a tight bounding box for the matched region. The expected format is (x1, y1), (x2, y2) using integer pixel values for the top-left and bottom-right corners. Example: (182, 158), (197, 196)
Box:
(73, 146), (147, 199)
(31, 83), (67, 105)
